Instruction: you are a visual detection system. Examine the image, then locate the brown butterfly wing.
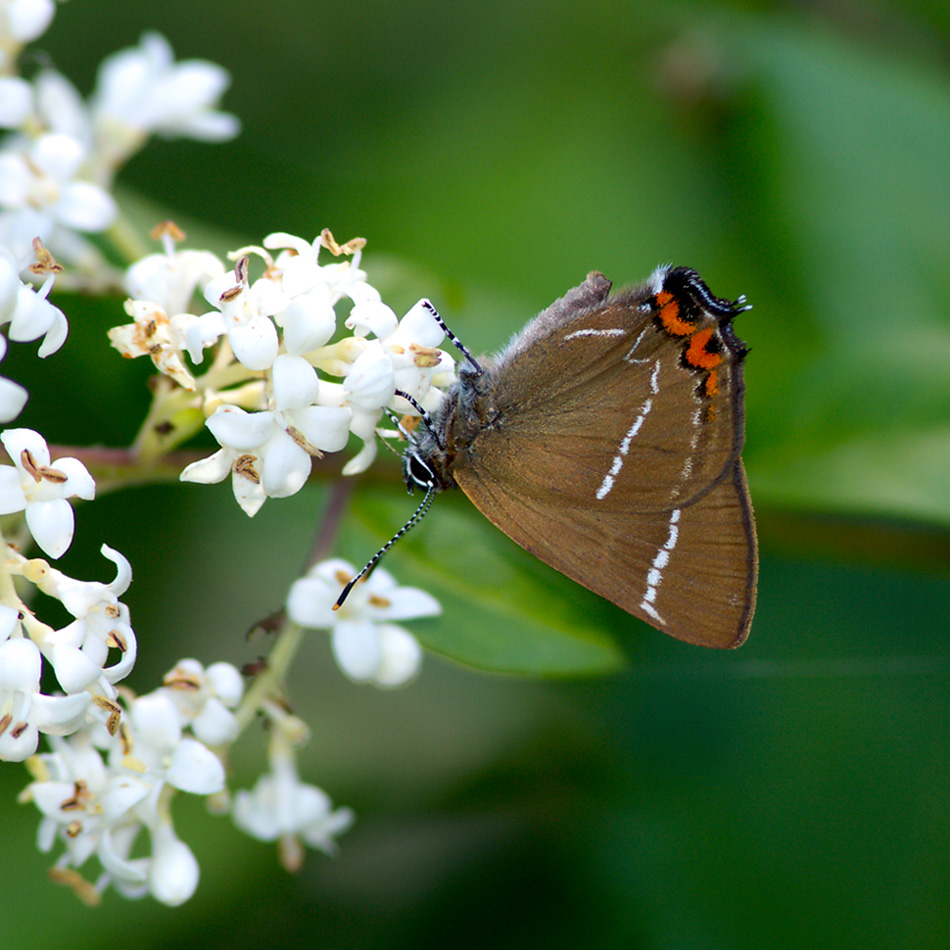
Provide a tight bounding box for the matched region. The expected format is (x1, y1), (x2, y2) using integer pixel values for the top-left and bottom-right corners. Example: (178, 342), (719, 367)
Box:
(450, 269), (756, 647)
(455, 457), (755, 648)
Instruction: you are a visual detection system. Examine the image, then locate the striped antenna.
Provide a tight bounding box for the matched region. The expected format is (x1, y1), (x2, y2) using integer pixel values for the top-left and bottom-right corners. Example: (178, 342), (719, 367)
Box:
(332, 480), (438, 610)
(376, 408), (414, 459)
(420, 299), (483, 375)
(395, 388), (446, 451)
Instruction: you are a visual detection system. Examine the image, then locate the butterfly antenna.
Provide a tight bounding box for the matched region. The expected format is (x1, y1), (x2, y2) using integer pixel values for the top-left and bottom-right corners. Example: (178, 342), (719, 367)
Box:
(394, 388), (449, 451)
(420, 300), (483, 376)
(376, 408), (413, 460)
(394, 389), (432, 427)
(332, 482), (438, 611)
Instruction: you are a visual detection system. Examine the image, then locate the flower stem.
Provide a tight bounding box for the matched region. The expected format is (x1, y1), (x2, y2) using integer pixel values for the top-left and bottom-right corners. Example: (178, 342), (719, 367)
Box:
(233, 621), (307, 733)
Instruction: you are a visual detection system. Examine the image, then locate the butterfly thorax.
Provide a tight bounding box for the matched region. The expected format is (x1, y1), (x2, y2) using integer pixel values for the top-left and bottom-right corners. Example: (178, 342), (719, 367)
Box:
(403, 361), (502, 493)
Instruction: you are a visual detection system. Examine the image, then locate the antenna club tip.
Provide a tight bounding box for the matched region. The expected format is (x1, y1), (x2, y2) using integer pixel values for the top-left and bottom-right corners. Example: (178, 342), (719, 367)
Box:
(332, 601), (342, 611)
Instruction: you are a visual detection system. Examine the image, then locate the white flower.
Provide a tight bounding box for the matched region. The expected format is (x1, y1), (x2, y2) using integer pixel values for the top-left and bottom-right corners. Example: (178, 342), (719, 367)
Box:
(383, 300), (456, 408)
(178, 439), (268, 516)
(187, 263), (283, 370)
(0, 244), (68, 358)
(265, 230), (376, 307)
(27, 730), (148, 873)
(160, 658), (244, 746)
(8, 277), (69, 357)
(0, 132), (116, 260)
(97, 819), (201, 906)
(24, 724), (204, 906)
(287, 558), (439, 688)
(123, 246), (225, 317)
(0, 428), (95, 558)
(92, 32), (240, 144)
(108, 299), (199, 390)
(35, 545), (137, 695)
(22, 661), (232, 906)
(233, 749), (354, 871)
(182, 376), (352, 512)
(0, 635), (90, 761)
(120, 690), (225, 797)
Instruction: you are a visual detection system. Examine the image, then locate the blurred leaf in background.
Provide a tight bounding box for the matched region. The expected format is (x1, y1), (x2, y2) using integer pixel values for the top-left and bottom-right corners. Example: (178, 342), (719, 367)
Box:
(1, 1), (948, 948)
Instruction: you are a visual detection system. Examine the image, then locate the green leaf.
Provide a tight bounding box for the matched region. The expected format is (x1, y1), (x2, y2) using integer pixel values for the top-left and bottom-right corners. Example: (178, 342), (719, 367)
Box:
(727, 19), (950, 528)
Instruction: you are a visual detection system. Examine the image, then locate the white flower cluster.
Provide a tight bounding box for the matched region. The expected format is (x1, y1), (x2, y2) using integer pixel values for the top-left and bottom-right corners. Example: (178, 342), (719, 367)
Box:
(0, 19), (240, 414)
(0, 30), (238, 264)
(110, 228), (456, 515)
(0, 4), (448, 908)
(20, 658), (242, 906)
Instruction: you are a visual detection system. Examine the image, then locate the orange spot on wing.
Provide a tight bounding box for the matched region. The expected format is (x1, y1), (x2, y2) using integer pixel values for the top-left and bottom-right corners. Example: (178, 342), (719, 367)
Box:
(686, 327), (722, 370)
(704, 369), (719, 397)
(655, 292), (695, 336)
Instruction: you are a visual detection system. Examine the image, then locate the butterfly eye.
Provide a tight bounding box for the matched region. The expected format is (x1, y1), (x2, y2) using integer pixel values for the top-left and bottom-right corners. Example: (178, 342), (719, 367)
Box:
(404, 451), (435, 493)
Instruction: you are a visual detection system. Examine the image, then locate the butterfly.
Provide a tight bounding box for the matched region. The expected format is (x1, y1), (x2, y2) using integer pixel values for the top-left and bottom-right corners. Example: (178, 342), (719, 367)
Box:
(340, 266), (757, 649)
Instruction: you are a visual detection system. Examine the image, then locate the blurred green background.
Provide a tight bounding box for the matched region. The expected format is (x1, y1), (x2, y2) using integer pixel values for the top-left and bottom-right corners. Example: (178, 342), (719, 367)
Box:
(2, 0), (949, 947)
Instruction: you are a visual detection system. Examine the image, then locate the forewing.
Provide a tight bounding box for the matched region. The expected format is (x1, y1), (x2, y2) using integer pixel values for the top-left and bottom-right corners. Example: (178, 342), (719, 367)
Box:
(479, 288), (747, 515)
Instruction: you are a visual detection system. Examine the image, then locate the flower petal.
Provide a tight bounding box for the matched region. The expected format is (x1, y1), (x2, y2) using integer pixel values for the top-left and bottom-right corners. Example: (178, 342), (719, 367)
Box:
(206, 405), (273, 450)
(54, 180), (117, 232)
(2, 427), (50, 466)
(166, 737), (225, 794)
(280, 291), (336, 354)
(0, 465), (26, 513)
(0, 376), (27, 422)
(0, 635), (40, 689)
(190, 698), (238, 746)
(289, 405), (352, 454)
(31, 690), (91, 734)
(286, 575), (336, 629)
(0, 77), (33, 129)
(373, 624), (424, 688)
(259, 430), (310, 498)
(179, 448), (231, 485)
(331, 620), (382, 682)
(25, 497), (75, 558)
(228, 316), (278, 371)
(343, 342), (395, 411)
(272, 353), (318, 411)
(47, 641), (102, 693)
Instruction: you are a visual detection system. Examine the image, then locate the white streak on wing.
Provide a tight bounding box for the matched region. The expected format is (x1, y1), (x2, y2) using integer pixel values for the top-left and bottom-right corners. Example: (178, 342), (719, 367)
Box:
(623, 327), (649, 364)
(595, 358), (662, 500)
(672, 408), (703, 497)
(563, 327), (627, 341)
(638, 508), (682, 627)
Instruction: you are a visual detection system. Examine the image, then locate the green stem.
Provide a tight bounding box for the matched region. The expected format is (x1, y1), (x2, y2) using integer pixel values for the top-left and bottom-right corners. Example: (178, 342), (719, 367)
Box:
(233, 621), (308, 733)
(107, 213), (152, 265)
